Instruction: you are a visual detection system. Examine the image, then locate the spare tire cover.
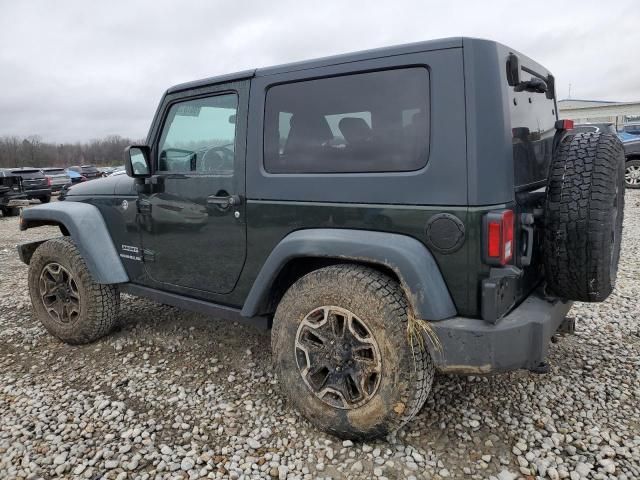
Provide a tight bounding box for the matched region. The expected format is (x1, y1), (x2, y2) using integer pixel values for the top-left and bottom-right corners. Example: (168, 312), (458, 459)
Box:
(543, 131), (625, 302)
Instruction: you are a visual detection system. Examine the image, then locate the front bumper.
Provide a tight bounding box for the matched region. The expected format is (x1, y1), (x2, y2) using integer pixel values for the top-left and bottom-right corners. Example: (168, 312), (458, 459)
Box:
(431, 289), (572, 374)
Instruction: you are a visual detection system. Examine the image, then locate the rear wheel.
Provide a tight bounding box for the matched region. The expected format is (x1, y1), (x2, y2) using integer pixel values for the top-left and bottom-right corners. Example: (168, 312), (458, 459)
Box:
(39, 195), (51, 203)
(544, 132), (625, 301)
(625, 159), (640, 189)
(28, 237), (119, 344)
(272, 264), (434, 440)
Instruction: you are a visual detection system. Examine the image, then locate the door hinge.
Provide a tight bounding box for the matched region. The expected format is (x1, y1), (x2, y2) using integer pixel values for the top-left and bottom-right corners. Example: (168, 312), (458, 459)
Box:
(138, 199), (152, 214)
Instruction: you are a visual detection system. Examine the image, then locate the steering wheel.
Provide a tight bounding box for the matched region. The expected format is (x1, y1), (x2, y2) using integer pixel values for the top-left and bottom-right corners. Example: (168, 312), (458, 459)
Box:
(201, 145), (234, 172)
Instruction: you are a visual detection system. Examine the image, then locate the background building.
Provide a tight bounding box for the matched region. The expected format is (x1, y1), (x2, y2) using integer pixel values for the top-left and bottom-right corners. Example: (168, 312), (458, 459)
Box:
(558, 99), (640, 128)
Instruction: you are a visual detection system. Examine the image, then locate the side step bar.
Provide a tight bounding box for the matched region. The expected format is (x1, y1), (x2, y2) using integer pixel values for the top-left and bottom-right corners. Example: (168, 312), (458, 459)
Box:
(119, 283), (270, 330)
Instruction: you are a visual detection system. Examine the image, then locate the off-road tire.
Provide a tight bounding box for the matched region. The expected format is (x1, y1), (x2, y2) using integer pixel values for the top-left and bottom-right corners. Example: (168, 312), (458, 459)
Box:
(271, 264), (435, 440)
(544, 132), (625, 301)
(625, 159), (640, 189)
(28, 237), (119, 344)
(39, 195), (51, 204)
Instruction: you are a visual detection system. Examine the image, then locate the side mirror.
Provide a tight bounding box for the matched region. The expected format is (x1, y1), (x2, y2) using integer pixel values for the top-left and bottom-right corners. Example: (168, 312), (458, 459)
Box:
(124, 145), (152, 178)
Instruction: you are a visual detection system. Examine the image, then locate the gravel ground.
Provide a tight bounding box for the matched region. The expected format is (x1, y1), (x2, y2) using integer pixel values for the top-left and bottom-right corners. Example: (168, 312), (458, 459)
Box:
(1, 192), (639, 480)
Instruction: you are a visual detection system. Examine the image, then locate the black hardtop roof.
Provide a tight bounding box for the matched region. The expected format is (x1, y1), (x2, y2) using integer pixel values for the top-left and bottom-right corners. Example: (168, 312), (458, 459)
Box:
(167, 37), (468, 94)
(3, 167), (42, 173)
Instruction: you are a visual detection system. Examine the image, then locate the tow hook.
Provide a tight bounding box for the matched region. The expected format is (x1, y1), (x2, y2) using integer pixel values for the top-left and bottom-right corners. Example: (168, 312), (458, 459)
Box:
(551, 316), (576, 344)
(557, 316), (576, 335)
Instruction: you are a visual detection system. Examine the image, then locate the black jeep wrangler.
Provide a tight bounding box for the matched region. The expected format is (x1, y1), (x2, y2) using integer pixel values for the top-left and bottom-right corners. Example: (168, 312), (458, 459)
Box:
(0, 170), (30, 217)
(17, 38), (625, 439)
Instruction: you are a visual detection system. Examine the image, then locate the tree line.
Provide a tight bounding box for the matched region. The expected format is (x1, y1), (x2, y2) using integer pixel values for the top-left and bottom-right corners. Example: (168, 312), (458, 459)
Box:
(0, 135), (141, 169)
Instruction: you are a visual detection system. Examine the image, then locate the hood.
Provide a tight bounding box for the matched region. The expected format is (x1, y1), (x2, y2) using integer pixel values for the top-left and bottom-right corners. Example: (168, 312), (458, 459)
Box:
(65, 175), (136, 196)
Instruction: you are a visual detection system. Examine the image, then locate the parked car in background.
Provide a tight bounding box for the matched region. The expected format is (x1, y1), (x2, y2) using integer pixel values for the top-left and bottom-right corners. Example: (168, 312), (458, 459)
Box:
(98, 166), (120, 176)
(59, 169), (87, 199)
(0, 170), (29, 216)
(65, 169), (86, 184)
(571, 123), (616, 135)
(1, 168), (51, 203)
(624, 138), (640, 188)
(41, 167), (71, 193)
(67, 165), (102, 180)
(618, 122), (640, 143)
(108, 165), (125, 176)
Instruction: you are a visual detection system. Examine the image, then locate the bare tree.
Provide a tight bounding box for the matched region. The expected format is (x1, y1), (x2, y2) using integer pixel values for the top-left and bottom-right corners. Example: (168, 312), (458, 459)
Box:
(0, 135), (139, 169)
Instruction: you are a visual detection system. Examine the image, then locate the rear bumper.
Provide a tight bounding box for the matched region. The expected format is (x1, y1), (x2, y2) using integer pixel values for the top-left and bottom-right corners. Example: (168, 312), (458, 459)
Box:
(431, 289), (572, 374)
(1, 197), (29, 208)
(25, 188), (51, 198)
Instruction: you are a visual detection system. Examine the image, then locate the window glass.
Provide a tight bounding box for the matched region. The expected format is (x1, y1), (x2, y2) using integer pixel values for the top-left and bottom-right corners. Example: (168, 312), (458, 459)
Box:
(264, 68), (429, 173)
(158, 94), (238, 173)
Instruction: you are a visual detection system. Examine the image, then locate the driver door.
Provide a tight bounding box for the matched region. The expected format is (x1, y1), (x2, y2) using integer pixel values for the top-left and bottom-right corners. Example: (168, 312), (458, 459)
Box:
(138, 81), (248, 296)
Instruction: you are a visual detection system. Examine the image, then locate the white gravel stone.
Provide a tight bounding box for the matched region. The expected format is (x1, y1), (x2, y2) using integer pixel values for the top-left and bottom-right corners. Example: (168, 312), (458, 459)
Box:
(180, 457), (194, 471)
(247, 438), (261, 449)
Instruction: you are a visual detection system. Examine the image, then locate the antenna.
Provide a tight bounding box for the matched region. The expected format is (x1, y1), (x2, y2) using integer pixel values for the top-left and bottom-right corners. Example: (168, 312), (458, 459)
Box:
(568, 83), (572, 99)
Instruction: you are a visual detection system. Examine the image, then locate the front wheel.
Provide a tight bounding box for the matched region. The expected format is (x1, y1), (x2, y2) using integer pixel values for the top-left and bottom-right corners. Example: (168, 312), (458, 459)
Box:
(271, 264), (434, 440)
(28, 237), (119, 344)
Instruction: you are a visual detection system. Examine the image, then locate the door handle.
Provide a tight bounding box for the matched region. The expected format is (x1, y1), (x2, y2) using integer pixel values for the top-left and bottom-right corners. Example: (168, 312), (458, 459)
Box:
(206, 194), (242, 209)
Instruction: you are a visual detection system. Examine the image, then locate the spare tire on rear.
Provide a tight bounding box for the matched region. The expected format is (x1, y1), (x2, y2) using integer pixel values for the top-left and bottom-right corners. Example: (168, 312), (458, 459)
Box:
(543, 131), (625, 302)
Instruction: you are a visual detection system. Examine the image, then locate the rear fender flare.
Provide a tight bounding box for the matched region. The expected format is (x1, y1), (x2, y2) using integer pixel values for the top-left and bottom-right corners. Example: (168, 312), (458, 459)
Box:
(241, 229), (456, 321)
(18, 202), (128, 284)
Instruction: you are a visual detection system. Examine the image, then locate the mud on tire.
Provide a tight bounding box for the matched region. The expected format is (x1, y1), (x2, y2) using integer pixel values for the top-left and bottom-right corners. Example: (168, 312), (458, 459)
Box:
(544, 132), (625, 302)
(28, 237), (119, 344)
(271, 264), (435, 440)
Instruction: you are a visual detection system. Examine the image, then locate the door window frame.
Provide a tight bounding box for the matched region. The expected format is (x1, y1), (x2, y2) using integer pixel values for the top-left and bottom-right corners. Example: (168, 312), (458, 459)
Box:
(143, 79), (250, 198)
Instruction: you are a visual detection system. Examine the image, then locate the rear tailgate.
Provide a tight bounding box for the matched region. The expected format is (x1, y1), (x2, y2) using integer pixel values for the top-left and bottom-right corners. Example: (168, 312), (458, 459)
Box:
(44, 169), (70, 186)
(506, 53), (557, 300)
(11, 169), (48, 190)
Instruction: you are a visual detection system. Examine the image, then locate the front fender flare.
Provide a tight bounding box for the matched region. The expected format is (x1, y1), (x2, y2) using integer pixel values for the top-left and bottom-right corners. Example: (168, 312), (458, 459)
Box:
(18, 202), (128, 284)
(241, 229), (456, 321)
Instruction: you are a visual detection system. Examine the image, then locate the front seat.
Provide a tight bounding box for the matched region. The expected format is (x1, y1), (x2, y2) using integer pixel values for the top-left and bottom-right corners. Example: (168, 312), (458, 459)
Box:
(338, 117), (372, 149)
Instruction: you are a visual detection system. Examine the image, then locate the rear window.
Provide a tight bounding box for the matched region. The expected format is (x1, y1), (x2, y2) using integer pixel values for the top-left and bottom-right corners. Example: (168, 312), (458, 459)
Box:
(11, 169), (43, 178)
(264, 67), (430, 174)
(44, 168), (65, 174)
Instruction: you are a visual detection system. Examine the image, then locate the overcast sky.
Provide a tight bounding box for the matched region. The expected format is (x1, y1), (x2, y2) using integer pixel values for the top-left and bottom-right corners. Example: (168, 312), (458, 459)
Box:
(0, 0), (638, 142)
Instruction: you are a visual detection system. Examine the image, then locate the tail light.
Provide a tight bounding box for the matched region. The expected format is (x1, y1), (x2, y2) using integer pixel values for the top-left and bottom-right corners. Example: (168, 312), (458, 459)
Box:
(484, 209), (514, 265)
(46, 176), (52, 186)
(555, 119), (574, 130)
